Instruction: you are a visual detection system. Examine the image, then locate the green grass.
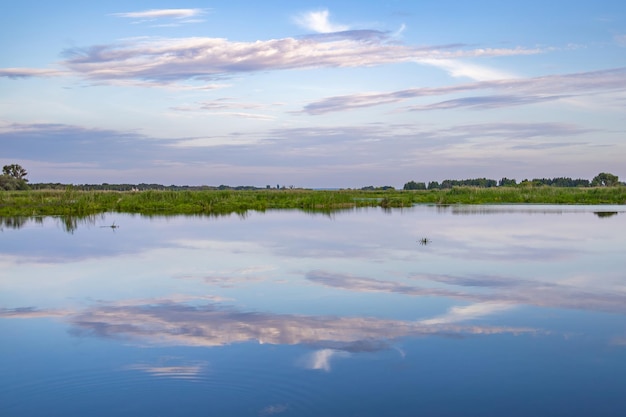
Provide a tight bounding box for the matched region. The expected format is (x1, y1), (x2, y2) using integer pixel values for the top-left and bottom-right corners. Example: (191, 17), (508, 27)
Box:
(0, 187), (624, 217)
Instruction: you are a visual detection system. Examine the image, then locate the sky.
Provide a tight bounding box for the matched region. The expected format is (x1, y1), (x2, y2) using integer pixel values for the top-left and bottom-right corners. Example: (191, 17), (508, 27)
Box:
(1, 0), (625, 188)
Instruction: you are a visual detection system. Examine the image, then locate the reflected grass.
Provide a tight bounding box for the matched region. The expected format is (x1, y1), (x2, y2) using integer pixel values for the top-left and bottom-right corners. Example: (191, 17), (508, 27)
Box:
(0, 187), (625, 216)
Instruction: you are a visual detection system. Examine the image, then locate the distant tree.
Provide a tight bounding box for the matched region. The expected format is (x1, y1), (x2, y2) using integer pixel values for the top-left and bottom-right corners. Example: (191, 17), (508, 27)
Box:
(498, 177), (517, 187)
(403, 181), (426, 190)
(0, 175), (29, 190)
(1, 164), (29, 190)
(440, 180), (454, 189)
(591, 172), (619, 187)
(2, 164), (28, 181)
(427, 181), (440, 190)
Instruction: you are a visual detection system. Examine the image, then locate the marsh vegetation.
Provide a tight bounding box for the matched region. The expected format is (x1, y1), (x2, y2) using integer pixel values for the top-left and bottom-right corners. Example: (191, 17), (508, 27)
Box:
(1, 186), (625, 217)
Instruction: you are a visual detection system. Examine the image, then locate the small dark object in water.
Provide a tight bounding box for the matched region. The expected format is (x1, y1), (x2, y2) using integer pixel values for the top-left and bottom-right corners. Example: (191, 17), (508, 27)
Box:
(419, 237), (430, 245)
(101, 222), (119, 229)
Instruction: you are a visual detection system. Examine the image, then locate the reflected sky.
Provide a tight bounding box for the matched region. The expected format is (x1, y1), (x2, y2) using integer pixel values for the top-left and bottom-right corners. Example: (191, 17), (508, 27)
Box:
(1, 206), (625, 416)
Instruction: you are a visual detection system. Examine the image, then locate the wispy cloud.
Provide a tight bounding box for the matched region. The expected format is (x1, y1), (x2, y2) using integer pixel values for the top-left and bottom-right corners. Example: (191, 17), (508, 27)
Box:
(88, 78), (227, 90)
(407, 94), (570, 111)
(1, 34), (540, 86)
(112, 8), (208, 24)
(171, 98), (281, 120)
(293, 9), (349, 33)
(302, 67), (626, 114)
(419, 58), (516, 81)
(0, 68), (66, 79)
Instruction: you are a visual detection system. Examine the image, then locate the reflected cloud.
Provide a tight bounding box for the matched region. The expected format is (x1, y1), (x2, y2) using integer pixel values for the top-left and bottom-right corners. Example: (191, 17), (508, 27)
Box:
(420, 302), (516, 325)
(306, 270), (486, 300)
(0, 307), (71, 319)
(307, 270), (626, 315)
(0, 300), (535, 354)
(610, 337), (626, 346)
(303, 349), (350, 372)
(259, 403), (289, 416)
(126, 359), (208, 381)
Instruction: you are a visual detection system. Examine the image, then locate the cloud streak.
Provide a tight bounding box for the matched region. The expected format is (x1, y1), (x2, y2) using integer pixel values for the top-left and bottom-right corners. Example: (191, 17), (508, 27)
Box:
(0, 68), (66, 79)
(302, 67), (626, 114)
(112, 8), (208, 24)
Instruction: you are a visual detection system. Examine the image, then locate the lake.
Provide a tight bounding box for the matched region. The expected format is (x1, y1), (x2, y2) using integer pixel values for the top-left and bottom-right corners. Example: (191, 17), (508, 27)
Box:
(1, 205), (625, 416)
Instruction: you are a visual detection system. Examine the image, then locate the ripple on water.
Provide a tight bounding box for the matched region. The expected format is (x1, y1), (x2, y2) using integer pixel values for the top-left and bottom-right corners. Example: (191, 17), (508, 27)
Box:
(3, 352), (327, 416)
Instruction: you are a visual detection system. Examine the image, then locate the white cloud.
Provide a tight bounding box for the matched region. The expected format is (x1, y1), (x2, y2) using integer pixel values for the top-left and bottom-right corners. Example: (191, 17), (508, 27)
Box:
(2, 35), (541, 85)
(112, 8), (207, 20)
(294, 9), (349, 33)
(419, 58), (516, 81)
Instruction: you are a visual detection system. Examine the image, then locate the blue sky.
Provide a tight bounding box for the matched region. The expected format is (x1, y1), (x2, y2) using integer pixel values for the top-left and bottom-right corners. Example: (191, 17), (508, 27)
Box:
(1, 1), (625, 187)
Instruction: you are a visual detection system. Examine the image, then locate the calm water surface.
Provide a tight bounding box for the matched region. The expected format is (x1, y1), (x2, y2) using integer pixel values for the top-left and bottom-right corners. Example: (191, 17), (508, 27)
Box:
(1, 205), (625, 416)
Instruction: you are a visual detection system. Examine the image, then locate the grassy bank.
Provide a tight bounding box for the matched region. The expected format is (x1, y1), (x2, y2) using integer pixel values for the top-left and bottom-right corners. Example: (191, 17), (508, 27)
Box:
(1, 187), (625, 217)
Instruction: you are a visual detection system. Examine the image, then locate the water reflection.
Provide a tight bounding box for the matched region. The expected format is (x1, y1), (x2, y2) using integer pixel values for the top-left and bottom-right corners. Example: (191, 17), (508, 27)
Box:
(0, 216), (33, 230)
(125, 360), (209, 381)
(594, 211), (618, 218)
(1, 206), (625, 416)
(0, 214), (103, 233)
(306, 270), (626, 315)
(1, 300), (535, 351)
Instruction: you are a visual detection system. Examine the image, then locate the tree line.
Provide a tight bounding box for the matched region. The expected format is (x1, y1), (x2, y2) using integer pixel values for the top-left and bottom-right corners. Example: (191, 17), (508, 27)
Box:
(0, 163), (622, 191)
(403, 173), (621, 190)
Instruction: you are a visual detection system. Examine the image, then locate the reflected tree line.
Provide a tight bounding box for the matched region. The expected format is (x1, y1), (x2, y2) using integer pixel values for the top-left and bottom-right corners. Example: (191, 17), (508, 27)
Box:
(0, 215), (102, 233)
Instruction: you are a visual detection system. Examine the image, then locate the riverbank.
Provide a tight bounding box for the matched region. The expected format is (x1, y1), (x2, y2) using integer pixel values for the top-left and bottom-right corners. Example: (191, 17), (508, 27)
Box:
(1, 187), (625, 216)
